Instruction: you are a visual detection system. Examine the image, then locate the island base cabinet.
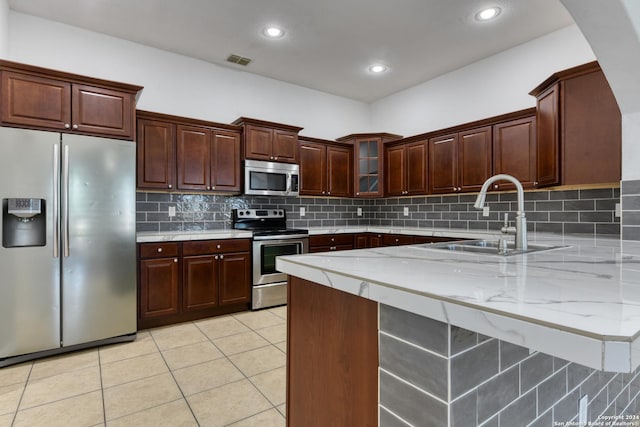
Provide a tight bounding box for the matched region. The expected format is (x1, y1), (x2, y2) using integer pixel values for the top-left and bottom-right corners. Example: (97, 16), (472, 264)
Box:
(287, 277), (378, 427)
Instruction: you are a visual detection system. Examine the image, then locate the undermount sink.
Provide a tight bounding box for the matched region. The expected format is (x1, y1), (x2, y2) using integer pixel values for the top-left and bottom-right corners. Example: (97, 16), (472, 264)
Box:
(419, 239), (569, 256)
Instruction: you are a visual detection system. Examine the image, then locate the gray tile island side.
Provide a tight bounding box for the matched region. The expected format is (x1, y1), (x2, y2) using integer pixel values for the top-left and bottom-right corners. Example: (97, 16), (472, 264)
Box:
(278, 233), (640, 426)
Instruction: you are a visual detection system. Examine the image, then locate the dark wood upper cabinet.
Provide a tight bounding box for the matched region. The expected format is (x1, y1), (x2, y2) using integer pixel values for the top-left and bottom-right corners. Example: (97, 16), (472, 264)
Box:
(428, 127), (491, 194)
(493, 115), (537, 190)
(428, 133), (458, 194)
(137, 111), (241, 194)
(336, 133), (402, 198)
(233, 117), (303, 164)
(136, 118), (176, 190)
(299, 138), (352, 197)
(177, 125), (210, 191)
(211, 130), (241, 192)
(385, 139), (427, 196)
(299, 142), (326, 196)
(71, 84), (133, 138)
(458, 126), (492, 192)
(530, 61), (621, 186)
(0, 61), (141, 139)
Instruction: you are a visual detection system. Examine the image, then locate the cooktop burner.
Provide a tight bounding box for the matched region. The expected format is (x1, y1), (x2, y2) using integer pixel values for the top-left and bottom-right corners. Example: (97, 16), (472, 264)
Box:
(232, 209), (308, 237)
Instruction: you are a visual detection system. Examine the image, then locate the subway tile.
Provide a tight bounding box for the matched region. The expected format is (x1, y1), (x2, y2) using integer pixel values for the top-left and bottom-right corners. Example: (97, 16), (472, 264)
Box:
(536, 222), (563, 233)
(500, 341), (529, 371)
(459, 212), (479, 221)
(564, 200), (595, 211)
(450, 221), (468, 229)
(427, 196), (442, 204)
(529, 409), (553, 427)
(526, 211), (549, 222)
(564, 223), (595, 235)
(450, 204), (469, 211)
(135, 192), (147, 201)
(379, 407), (411, 427)
(553, 357), (571, 372)
(623, 211), (640, 226)
(136, 222), (159, 232)
(550, 190), (579, 200)
(146, 193), (173, 202)
(379, 305), (448, 356)
(580, 188), (613, 199)
(450, 390), (477, 427)
(441, 195), (459, 204)
(550, 211), (579, 222)
(524, 191), (549, 201)
(521, 353), (553, 393)
(434, 220), (450, 228)
(596, 224), (620, 235)
(380, 334), (448, 401)
(137, 202), (160, 212)
(469, 222), (489, 230)
(534, 201), (563, 211)
(588, 389), (609, 423)
(434, 204), (450, 212)
(553, 388), (580, 425)
(498, 389), (536, 427)
(379, 370), (447, 427)
(159, 222), (183, 231)
(596, 199), (618, 211)
(459, 194), (478, 203)
(622, 180), (640, 195)
(411, 197), (427, 205)
(450, 340), (499, 398)
(580, 211), (614, 223)
(480, 415), (499, 427)
(622, 226), (640, 241)
(499, 193), (518, 202)
(450, 327), (478, 356)
(486, 202), (511, 212)
(538, 368), (568, 414)
(622, 195), (640, 211)
(477, 365), (519, 424)
(608, 374), (624, 405)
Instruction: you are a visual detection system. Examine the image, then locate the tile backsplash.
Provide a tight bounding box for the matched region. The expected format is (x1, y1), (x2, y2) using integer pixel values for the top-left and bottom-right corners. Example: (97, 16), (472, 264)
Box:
(136, 186), (620, 235)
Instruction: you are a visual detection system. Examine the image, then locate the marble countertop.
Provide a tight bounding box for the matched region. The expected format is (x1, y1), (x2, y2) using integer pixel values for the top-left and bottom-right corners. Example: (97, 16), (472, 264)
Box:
(137, 230), (253, 242)
(277, 232), (640, 373)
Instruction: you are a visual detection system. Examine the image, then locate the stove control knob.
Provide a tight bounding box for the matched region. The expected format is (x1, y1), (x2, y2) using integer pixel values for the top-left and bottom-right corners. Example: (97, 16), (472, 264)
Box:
(273, 210), (278, 215)
(245, 210), (250, 215)
(238, 211), (244, 216)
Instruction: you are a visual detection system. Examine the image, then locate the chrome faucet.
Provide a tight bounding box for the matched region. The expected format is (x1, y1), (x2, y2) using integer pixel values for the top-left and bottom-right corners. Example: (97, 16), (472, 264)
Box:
(473, 174), (527, 251)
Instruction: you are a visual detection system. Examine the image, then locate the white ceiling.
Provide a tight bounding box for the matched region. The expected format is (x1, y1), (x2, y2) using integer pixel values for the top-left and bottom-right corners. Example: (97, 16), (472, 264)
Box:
(8, 0), (575, 102)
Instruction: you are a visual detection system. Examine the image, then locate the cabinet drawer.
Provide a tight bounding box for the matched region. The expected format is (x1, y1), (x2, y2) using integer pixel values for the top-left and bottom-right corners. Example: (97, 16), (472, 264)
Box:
(310, 234), (353, 247)
(140, 242), (180, 259)
(382, 234), (415, 246)
(183, 239), (251, 256)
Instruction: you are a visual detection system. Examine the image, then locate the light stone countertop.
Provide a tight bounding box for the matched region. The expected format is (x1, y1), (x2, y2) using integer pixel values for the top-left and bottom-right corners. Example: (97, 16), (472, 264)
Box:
(136, 230), (253, 242)
(277, 232), (640, 373)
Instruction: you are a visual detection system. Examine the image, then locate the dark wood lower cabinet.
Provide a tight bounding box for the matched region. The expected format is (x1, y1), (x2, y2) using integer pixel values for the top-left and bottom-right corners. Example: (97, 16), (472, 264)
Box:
(287, 277), (378, 426)
(139, 257), (179, 319)
(138, 240), (251, 330)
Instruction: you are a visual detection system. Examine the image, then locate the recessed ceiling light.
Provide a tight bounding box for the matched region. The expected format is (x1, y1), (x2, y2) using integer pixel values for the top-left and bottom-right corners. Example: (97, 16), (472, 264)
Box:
(475, 7), (501, 21)
(263, 26), (285, 39)
(368, 64), (388, 74)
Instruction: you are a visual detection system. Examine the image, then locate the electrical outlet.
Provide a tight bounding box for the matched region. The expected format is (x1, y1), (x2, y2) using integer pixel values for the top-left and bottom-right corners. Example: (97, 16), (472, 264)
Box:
(300, 206), (306, 217)
(579, 394), (588, 425)
(482, 206), (490, 217)
(357, 207), (362, 216)
(615, 202), (621, 218)
(403, 206), (409, 216)
(168, 206), (176, 217)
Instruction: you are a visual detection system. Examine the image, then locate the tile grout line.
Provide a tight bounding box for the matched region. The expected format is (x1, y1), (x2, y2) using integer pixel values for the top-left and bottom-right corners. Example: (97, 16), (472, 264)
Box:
(9, 362), (33, 427)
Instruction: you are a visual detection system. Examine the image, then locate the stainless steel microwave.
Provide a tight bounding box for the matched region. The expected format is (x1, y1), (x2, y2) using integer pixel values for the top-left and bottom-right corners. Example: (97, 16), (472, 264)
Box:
(244, 159), (299, 197)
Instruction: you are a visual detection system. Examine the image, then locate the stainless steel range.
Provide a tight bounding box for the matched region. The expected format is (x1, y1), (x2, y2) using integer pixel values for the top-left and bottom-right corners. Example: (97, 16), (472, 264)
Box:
(232, 209), (308, 310)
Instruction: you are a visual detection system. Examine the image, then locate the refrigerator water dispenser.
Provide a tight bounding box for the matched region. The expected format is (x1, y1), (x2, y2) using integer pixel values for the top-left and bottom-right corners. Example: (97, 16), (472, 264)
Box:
(2, 198), (46, 248)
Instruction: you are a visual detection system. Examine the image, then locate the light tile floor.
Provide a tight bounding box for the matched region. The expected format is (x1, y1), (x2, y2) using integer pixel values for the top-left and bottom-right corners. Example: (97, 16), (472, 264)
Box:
(0, 306), (288, 427)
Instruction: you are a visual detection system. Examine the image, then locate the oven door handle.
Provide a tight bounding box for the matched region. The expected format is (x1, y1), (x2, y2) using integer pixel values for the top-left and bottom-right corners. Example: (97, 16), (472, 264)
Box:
(253, 234), (309, 241)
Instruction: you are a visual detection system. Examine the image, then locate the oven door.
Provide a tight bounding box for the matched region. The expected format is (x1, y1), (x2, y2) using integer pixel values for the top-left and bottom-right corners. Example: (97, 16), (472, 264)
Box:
(252, 237), (308, 285)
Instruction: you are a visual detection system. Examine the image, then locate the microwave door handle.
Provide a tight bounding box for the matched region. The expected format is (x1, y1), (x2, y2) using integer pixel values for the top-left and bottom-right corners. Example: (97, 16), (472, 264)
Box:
(286, 173), (292, 195)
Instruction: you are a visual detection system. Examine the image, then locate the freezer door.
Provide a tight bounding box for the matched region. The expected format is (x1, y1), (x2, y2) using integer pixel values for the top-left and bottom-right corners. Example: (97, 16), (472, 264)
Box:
(61, 134), (136, 347)
(0, 128), (61, 358)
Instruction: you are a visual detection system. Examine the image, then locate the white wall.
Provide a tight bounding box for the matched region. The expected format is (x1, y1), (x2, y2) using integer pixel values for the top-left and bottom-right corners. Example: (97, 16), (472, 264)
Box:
(0, 0), (8, 58)
(7, 12), (370, 140)
(370, 25), (595, 137)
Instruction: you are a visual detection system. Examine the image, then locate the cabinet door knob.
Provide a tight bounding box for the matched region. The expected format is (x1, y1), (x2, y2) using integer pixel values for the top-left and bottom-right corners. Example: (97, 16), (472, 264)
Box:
(274, 157), (278, 160)
(534, 181), (539, 186)
(174, 258), (178, 262)
(356, 192), (360, 196)
(157, 248), (163, 253)
(494, 184), (499, 189)
(64, 123), (70, 129)
(220, 255), (224, 259)
(322, 191), (325, 194)
(212, 186), (215, 190)
(214, 255), (219, 260)
(168, 184), (172, 189)
(327, 192), (330, 195)
(72, 124), (79, 130)
(217, 244), (221, 249)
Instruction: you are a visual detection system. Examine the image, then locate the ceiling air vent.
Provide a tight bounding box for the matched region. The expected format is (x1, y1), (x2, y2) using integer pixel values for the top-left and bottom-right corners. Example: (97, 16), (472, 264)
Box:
(226, 54), (252, 66)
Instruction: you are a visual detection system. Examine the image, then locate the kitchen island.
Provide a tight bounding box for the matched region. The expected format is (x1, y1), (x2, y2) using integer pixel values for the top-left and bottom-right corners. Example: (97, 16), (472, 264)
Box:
(277, 232), (640, 426)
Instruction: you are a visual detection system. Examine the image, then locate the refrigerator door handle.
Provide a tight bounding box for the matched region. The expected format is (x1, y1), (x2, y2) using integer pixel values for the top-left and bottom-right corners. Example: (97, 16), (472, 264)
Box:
(53, 144), (60, 258)
(62, 144), (70, 257)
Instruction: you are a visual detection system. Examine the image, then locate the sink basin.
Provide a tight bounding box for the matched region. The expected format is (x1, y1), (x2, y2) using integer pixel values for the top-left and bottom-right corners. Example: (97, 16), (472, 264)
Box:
(418, 239), (568, 256)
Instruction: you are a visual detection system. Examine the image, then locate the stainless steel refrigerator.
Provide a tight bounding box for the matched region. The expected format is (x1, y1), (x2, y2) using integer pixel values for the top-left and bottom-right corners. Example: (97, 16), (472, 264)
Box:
(0, 127), (136, 367)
